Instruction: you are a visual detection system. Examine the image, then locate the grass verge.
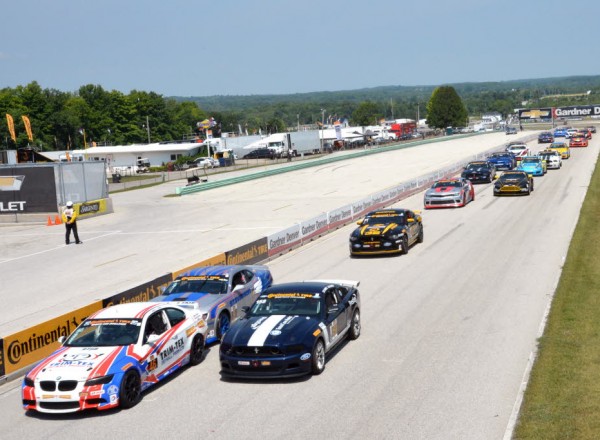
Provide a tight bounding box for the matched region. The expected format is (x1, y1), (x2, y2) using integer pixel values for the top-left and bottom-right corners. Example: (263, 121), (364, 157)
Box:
(514, 154), (600, 439)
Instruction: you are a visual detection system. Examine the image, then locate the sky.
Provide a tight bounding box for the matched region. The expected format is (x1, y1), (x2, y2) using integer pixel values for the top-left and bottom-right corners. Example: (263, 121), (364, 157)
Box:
(1, 0), (599, 97)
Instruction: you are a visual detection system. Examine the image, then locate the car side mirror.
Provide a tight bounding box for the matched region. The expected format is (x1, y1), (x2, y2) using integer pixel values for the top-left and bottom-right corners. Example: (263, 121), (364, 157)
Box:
(145, 334), (160, 345)
(233, 284), (244, 291)
(407, 218), (415, 223)
(356, 219), (363, 225)
(242, 306), (250, 314)
(58, 336), (66, 345)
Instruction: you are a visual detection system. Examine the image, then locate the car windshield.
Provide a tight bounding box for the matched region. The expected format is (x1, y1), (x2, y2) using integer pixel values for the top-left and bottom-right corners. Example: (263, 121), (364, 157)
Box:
(490, 153), (510, 158)
(65, 318), (142, 347)
(164, 277), (228, 294)
(499, 173), (525, 182)
(432, 181), (461, 188)
(466, 163), (489, 170)
(362, 212), (406, 225)
(249, 293), (321, 316)
(521, 158), (539, 164)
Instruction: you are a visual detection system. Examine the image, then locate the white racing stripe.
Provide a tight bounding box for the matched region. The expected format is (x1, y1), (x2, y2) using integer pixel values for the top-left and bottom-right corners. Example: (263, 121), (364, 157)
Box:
(247, 315), (286, 347)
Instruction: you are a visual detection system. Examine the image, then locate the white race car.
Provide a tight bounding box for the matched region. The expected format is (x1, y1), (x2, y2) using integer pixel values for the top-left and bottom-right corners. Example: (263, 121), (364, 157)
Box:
(22, 302), (207, 413)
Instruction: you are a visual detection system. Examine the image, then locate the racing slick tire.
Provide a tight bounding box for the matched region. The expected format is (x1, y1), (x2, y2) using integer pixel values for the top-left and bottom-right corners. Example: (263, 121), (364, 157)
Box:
(311, 339), (326, 375)
(471, 190), (475, 201)
(119, 370), (142, 409)
(348, 308), (361, 340)
(216, 312), (231, 342)
(190, 334), (205, 365)
(400, 236), (409, 255)
(488, 174), (493, 183)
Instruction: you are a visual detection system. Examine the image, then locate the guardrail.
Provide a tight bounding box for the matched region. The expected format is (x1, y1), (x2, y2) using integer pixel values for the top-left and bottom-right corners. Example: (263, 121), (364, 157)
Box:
(0, 132), (535, 383)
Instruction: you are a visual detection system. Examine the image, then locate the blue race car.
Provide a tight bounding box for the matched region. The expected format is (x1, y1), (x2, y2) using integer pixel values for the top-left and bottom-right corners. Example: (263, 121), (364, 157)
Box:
(517, 156), (545, 176)
(155, 265), (273, 344)
(220, 280), (361, 379)
(487, 152), (516, 170)
(538, 132), (554, 143)
(553, 127), (568, 138)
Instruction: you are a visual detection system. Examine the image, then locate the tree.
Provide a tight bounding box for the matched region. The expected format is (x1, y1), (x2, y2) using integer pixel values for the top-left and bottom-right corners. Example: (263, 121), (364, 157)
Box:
(425, 86), (468, 129)
(351, 101), (384, 126)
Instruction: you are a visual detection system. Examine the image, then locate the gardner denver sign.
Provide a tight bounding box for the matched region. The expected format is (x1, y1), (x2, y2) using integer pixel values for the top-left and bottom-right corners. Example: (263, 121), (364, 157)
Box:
(553, 105), (600, 118)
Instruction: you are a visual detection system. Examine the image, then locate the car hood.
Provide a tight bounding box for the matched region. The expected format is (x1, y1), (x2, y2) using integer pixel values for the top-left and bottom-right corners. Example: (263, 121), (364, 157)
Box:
(425, 186), (461, 195)
(159, 291), (221, 310)
(354, 223), (400, 237)
(226, 315), (318, 347)
(30, 345), (125, 381)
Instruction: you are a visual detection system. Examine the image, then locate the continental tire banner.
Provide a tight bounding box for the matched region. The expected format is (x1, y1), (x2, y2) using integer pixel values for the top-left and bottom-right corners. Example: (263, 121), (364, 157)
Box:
(0, 338), (5, 377)
(172, 253), (227, 279)
(102, 273), (173, 308)
(553, 105), (600, 118)
(2, 301), (102, 376)
(518, 108), (553, 120)
(0, 166), (57, 214)
(226, 237), (268, 265)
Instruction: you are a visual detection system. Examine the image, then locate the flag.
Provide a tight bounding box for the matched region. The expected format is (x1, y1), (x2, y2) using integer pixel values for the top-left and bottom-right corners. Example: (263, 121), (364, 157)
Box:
(22, 115), (33, 141)
(6, 114), (16, 142)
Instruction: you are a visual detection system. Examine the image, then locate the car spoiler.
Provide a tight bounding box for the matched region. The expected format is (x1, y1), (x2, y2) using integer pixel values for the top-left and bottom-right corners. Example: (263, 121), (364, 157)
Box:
(302, 280), (360, 288)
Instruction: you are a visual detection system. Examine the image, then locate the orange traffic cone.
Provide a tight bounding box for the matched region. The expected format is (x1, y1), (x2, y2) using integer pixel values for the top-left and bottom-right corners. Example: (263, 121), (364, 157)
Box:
(54, 215), (62, 225)
(47, 216), (53, 226)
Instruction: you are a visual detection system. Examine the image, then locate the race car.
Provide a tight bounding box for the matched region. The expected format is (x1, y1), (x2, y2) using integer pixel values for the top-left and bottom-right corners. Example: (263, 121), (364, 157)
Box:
(219, 280), (361, 378)
(349, 208), (423, 256)
(155, 265), (273, 344)
(461, 160), (496, 183)
(487, 152), (516, 170)
(553, 127), (569, 138)
(548, 142), (571, 159)
(423, 177), (474, 209)
(569, 134), (588, 148)
(506, 143), (529, 161)
(493, 171), (534, 196)
(517, 156), (546, 176)
(537, 132), (554, 143)
(22, 302), (207, 413)
(538, 150), (562, 170)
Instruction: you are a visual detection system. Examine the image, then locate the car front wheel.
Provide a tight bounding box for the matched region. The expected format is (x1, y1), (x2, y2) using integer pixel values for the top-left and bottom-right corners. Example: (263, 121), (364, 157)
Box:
(216, 313), (231, 341)
(190, 334), (205, 365)
(401, 236), (409, 255)
(119, 370), (141, 409)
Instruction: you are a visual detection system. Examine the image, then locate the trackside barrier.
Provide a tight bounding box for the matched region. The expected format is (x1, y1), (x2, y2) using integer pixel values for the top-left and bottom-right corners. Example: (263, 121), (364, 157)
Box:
(174, 133), (486, 196)
(0, 133), (539, 382)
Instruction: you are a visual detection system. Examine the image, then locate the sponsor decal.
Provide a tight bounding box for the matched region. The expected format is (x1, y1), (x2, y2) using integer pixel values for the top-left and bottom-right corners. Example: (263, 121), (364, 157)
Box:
(159, 338), (184, 362)
(186, 327), (196, 337)
(78, 201), (102, 215)
(102, 273), (172, 308)
(107, 385), (118, 395)
(300, 353), (311, 361)
(313, 329), (322, 337)
(267, 293), (315, 299)
(121, 362), (134, 371)
(270, 330), (281, 336)
(0, 167), (57, 213)
(2, 302), (102, 375)
(226, 238), (268, 265)
(554, 105), (600, 118)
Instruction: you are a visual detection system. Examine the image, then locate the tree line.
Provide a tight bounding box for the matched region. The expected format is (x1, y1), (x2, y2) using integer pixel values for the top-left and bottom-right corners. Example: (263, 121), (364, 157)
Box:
(2, 75), (599, 151)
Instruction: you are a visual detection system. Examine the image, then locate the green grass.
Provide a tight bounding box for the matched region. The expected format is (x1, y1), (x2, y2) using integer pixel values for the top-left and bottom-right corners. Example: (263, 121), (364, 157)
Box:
(514, 153), (600, 439)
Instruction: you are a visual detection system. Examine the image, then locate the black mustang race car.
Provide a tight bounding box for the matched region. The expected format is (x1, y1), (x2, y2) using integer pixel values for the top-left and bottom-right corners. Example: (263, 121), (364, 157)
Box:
(493, 171), (534, 196)
(349, 208), (423, 256)
(219, 280), (361, 379)
(461, 160), (496, 183)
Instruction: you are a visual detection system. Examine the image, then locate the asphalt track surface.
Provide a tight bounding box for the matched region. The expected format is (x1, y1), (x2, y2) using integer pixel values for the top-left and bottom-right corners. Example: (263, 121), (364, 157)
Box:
(0, 132), (598, 439)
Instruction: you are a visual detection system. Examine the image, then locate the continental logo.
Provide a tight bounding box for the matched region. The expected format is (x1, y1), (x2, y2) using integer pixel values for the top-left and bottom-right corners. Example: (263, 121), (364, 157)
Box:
(103, 273), (173, 308)
(172, 253), (227, 279)
(226, 238), (268, 265)
(0, 175), (25, 191)
(2, 302), (102, 375)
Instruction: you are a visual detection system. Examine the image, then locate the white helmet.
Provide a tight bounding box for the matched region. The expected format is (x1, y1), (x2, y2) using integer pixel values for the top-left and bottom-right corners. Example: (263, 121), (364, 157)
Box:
(66, 201), (73, 208)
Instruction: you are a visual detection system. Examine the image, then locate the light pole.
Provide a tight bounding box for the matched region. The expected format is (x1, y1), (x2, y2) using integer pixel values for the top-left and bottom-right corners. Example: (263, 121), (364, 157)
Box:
(320, 109), (325, 152)
(145, 116), (151, 144)
(297, 114), (300, 132)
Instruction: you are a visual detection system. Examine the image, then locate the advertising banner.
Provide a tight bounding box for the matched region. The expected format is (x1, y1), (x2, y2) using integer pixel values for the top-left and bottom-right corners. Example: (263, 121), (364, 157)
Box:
(2, 301), (102, 375)
(300, 213), (329, 243)
(0, 166), (57, 214)
(352, 197), (374, 219)
(172, 253), (227, 279)
(77, 199), (107, 217)
(328, 204), (353, 230)
(371, 189), (392, 210)
(553, 105), (600, 118)
(102, 273), (173, 308)
(268, 224), (301, 256)
(518, 107), (553, 120)
(226, 237), (269, 265)
(0, 338), (4, 378)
